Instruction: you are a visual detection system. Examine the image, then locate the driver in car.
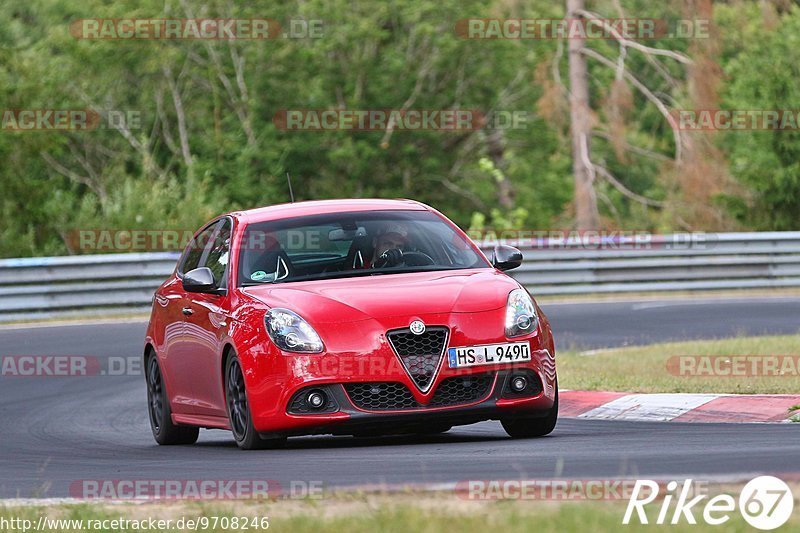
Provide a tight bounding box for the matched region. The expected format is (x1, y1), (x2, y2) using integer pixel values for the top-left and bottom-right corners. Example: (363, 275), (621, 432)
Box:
(364, 223), (409, 268)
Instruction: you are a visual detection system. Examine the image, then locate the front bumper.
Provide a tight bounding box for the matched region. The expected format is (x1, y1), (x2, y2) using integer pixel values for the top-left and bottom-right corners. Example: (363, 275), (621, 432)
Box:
(267, 368), (556, 438)
(246, 350), (556, 437)
(240, 307), (557, 436)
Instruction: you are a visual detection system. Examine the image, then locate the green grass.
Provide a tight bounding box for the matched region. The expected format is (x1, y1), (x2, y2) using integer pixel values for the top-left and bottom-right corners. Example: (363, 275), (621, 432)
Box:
(2, 494), (797, 533)
(558, 334), (800, 394)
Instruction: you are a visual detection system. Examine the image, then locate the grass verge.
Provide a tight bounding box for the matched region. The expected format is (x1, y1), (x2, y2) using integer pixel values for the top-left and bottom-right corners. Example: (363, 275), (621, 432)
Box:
(2, 490), (798, 533)
(558, 334), (800, 394)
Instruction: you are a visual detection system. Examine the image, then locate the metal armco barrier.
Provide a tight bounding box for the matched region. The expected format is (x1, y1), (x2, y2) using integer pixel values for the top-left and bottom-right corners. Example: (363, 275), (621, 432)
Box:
(503, 231), (800, 295)
(0, 252), (180, 322)
(1, 232), (799, 322)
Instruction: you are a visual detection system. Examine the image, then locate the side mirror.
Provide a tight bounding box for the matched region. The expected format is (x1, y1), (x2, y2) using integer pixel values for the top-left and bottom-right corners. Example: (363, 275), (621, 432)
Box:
(182, 267), (218, 293)
(492, 245), (523, 272)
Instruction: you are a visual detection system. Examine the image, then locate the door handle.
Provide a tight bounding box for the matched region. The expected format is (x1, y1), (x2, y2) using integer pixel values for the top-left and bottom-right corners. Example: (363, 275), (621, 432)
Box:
(182, 307), (194, 316)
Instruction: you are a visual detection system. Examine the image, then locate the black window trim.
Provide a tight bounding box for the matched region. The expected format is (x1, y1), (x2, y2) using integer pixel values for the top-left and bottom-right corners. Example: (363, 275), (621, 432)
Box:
(236, 209), (489, 286)
(176, 216), (234, 291)
(204, 217), (233, 291)
(177, 219), (220, 278)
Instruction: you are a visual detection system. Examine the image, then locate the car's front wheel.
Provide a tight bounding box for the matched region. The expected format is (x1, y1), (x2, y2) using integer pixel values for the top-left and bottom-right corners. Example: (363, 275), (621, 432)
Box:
(225, 353), (287, 450)
(501, 386), (558, 439)
(146, 352), (199, 445)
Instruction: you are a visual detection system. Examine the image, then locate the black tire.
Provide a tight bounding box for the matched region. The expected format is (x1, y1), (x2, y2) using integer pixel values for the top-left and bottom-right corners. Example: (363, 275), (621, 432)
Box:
(224, 353), (287, 451)
(146, 352), (199, 445)
(501, 387), (558, 439)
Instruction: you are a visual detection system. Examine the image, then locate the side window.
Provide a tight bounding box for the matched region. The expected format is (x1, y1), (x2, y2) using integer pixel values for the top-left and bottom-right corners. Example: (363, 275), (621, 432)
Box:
(203, 219), (232, 288)
(179, 221), (220, 275)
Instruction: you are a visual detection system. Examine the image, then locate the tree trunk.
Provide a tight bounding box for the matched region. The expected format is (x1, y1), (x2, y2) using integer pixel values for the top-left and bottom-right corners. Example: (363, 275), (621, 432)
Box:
(567, 0), (599, 230)
(486, 128), (514, 210)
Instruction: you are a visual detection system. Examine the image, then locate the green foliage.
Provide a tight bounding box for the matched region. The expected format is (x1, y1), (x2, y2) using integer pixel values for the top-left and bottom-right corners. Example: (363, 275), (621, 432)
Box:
(0, 0), (567, 256)
(719, 2), (800, 230)
(469, 207), (530, 233)
(0, 0), (796, 257)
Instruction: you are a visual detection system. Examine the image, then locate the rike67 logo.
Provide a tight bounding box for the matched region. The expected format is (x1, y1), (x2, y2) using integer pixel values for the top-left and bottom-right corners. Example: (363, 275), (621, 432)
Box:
(623, 476), (794, 530)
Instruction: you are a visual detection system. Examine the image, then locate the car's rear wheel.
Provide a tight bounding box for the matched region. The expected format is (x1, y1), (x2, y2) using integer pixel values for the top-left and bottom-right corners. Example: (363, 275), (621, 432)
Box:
(225, 353), (287, 450)
(146, 353), (199, 445)
(501, 386), (558, 439)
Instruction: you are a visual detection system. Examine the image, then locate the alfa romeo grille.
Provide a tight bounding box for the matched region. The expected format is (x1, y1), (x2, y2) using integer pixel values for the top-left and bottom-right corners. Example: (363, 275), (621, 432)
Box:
(387, 327), (448, 392)
(344, 382), (418, 410)
(344, 373), (494, 411)
(429, 374), (495, 407)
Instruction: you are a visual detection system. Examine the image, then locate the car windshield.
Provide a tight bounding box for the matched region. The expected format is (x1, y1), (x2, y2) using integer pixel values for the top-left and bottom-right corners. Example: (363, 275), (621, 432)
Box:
(238, 210), (489, 286)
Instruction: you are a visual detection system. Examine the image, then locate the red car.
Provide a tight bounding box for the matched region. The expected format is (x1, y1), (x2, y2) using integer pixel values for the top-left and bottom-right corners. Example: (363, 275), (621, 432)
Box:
(144, 199), (557, 450)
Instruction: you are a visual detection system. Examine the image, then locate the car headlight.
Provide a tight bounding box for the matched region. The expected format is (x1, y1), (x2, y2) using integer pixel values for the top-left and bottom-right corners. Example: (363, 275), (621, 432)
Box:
(265, 308), (324, 353)
(505, 288), (538, 338)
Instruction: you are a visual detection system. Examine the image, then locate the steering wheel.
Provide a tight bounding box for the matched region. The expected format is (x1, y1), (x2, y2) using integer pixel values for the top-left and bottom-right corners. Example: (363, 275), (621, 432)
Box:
(401, 251), (435, 266)
(374, 249), (434, 268)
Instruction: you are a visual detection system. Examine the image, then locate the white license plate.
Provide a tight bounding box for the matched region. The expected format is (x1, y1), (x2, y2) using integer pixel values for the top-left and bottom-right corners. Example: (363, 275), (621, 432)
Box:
(447, 342), (531, 368)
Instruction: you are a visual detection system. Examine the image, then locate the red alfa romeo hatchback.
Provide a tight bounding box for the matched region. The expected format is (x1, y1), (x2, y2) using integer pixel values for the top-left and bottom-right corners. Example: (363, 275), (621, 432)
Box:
(144, 199), (557, 449)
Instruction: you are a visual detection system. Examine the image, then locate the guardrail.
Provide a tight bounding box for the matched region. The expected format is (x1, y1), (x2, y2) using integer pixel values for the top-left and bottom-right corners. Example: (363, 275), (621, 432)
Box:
(505, 231), (800, 295)
(1, 232), (799, 322)
(0, 253), (180, 322)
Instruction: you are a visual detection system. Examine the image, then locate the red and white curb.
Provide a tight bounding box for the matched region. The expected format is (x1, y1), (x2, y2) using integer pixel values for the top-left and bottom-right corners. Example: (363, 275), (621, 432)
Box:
(561, 391), (800, 423)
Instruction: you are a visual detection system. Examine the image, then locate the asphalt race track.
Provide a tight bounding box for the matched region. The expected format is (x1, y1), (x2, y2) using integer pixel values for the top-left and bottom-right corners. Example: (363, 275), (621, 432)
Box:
(1, 297), (799, 499)
(551, 296), (800, 349)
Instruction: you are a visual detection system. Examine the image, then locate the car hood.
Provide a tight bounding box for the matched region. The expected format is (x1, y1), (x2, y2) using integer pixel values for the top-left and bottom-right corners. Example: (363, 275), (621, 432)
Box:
(241, 268), (518, 323)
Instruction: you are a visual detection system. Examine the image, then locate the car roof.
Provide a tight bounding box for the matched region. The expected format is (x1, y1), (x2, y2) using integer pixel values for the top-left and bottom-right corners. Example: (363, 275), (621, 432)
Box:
(232, 198), (430, 224)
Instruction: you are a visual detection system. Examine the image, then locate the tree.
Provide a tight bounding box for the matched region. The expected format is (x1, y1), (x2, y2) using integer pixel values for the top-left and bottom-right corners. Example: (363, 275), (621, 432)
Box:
(564, 0), (698, 230)
(721, 1), (800, 230)
(567, 0), (600, 230)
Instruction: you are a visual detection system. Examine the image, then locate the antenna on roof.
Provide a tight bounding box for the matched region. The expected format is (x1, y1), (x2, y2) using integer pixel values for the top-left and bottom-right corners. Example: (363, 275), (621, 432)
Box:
(285, 172), (295, 203)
